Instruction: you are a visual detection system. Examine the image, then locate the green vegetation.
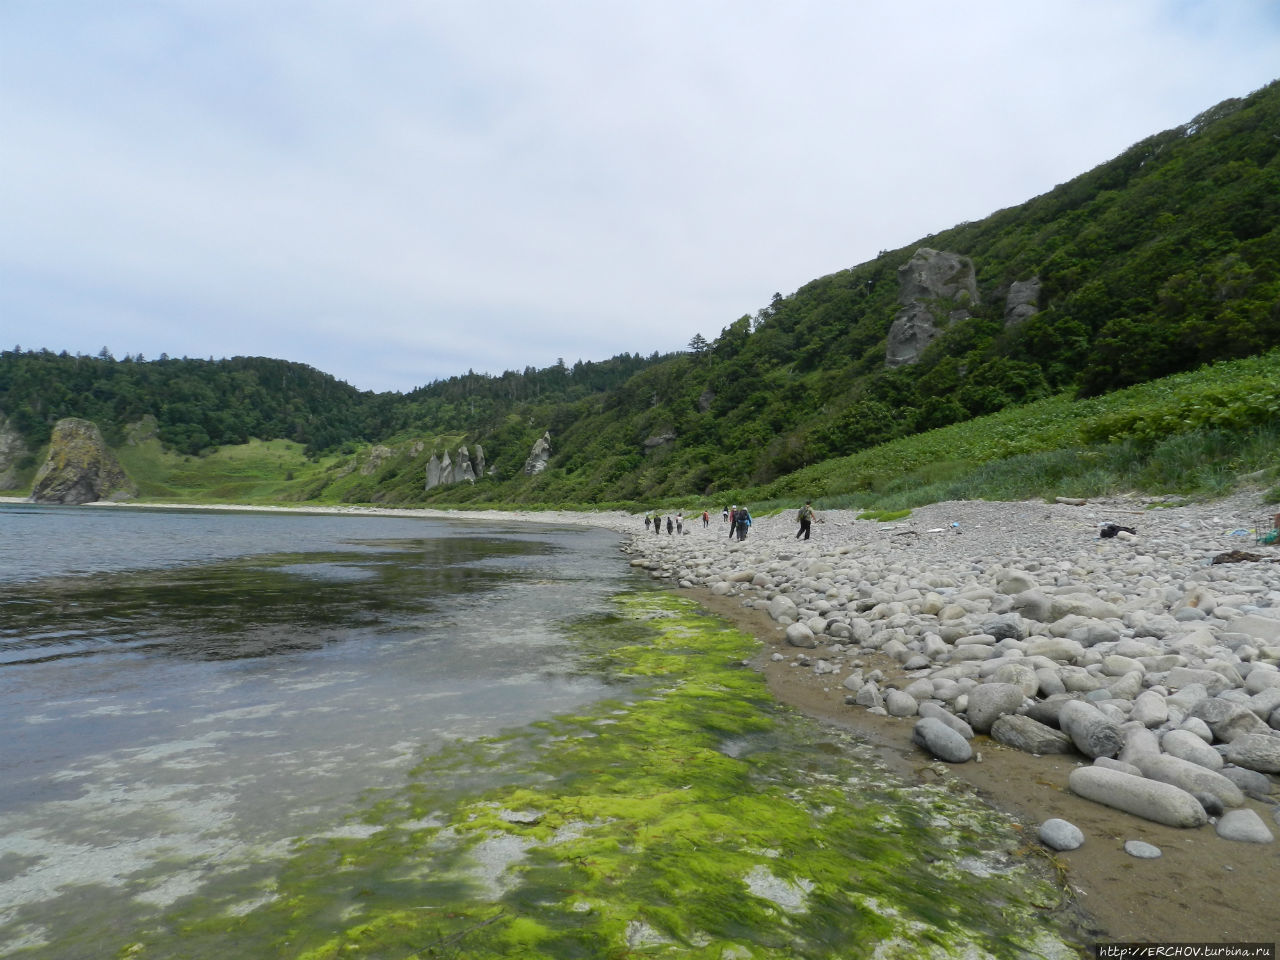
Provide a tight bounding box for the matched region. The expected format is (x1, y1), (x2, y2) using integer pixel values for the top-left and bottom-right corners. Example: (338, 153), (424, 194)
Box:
(3, 79), (1279, 509)
(112, 594), (1078, 959)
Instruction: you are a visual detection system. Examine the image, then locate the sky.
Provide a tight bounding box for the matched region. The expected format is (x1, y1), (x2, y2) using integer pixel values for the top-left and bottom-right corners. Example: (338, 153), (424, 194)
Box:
(3, 2), (1280, 394)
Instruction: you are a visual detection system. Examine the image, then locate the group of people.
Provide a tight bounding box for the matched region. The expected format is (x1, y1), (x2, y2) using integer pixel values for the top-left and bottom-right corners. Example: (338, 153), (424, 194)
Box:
(644, 510), (714, 535)
(644, 501), (819, 542)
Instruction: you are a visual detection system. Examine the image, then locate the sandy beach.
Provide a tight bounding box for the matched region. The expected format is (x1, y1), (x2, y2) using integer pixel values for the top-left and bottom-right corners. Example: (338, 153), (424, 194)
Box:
(12, 493), (1280, 944)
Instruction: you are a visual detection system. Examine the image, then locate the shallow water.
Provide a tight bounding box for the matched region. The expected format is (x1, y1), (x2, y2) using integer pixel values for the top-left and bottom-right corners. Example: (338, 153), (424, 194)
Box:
(0, 505), (633, 957)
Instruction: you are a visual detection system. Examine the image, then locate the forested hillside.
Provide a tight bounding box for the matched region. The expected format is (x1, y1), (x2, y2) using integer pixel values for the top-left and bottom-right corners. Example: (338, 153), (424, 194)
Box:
(2, 78), (1277, 506)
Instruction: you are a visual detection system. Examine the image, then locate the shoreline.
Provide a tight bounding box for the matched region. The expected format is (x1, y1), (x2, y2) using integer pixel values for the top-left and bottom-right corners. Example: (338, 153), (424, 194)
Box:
(10, 493), (1280, 942)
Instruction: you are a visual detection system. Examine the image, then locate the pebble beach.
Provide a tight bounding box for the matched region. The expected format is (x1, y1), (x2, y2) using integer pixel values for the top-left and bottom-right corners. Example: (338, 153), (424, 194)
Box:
(608, 493), (1280, 943)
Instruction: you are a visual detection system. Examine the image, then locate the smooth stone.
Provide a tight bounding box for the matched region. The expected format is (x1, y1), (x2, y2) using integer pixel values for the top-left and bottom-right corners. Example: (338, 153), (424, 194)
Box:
(1215, 808), (1275, 843)
(1129, 754), (1244, 808)
(964, 682), (1026, 733)
(911, 717), (973, 763)
(785, 621), (818, 648)
(1160, 729), (1225, 770)
(768, 595), (799, 623)
(1123, 840), (1163, 859)
(1038, 818), (1084, 851)
(885, 689), (919, 718)
(1068, 766), (1209, 828)
(916, 702), (974, 739)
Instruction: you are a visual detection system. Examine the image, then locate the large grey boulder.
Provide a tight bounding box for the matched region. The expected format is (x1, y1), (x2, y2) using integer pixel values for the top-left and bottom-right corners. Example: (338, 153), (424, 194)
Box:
(912, 717), (972, 763)
(990, 714), (1074, 754)
(30, 418), (136, 504)
(768, 595), (799, 623)
(965, 682), (1025, 733)
(785, 622), (818, 648)
(1223, 733), (1280, 773)
(1190, 698), (1270, 742)
(1068, 766), (1209, 828)
(1058, 700), (1123, 759)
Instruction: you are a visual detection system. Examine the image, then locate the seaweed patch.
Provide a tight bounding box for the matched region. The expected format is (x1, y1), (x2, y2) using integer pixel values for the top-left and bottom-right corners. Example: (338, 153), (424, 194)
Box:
(116, 593), (1082, 959)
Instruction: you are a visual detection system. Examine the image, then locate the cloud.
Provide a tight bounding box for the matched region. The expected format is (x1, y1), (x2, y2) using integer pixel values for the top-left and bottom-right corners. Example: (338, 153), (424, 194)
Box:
(2, 1), (1278, 391)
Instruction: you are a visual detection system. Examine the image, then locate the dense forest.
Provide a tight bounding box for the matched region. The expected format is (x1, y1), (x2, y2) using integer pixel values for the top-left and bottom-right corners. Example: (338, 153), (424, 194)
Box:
(2, 78), (1278, 505)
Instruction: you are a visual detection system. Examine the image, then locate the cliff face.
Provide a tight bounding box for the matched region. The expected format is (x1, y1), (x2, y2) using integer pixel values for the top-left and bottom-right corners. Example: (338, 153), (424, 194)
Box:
(30, 418), (137, 505)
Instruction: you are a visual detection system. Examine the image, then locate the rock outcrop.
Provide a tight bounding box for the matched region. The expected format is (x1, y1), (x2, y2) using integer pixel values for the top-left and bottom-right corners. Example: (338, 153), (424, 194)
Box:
(30, 418), (137, 504)
(425, 443), (487, 490)
(523, 431), (552, 476)
(885, 248), (979, 367)
(0, 413), (31, 489)
(1004, 278), (1041, 326)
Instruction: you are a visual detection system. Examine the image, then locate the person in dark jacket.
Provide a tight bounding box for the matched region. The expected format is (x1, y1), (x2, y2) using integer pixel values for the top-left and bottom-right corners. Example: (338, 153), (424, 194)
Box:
(735, 506), (751, 541)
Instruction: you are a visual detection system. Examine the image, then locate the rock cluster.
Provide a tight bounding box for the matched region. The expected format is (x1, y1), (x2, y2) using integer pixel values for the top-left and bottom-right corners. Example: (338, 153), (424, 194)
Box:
(426, 444), (486, 489)
(622, 494), (1280, 844)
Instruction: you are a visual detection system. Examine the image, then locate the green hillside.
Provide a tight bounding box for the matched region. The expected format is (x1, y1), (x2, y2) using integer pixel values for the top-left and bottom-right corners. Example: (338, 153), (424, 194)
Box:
(2, 78), (1279, 509)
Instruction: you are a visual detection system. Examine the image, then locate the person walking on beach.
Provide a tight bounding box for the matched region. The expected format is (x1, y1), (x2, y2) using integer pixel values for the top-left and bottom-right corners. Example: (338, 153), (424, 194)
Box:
(702, 510), (709, 528)
(676, 514), (683, 534)
(735, 505), (751, 541)
(666, 515), (674, 535)
(653, 514), (661, 536)
(796, 500), (816, 540)
(722, 505), (729, 523)
(727, 506), (737, 538)
(645, 514), (651, 532)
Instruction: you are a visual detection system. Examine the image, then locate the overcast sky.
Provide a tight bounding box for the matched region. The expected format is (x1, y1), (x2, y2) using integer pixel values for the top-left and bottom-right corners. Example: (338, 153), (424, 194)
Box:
(3, 2), (1279, 393)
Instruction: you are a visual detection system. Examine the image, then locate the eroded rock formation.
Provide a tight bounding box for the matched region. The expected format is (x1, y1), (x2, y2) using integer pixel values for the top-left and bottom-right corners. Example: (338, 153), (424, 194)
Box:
(523, 431), (552, 476)
(30, 418), (137, 504)
(886, 248), (979, 367)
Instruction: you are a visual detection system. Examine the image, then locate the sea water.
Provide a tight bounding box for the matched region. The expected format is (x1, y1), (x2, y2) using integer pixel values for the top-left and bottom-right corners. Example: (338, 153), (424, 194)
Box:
(0, 504), (632, 957)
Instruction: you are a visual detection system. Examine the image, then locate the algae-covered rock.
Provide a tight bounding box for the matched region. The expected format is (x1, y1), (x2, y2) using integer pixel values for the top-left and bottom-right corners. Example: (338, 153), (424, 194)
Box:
(30, 418), (137, 505)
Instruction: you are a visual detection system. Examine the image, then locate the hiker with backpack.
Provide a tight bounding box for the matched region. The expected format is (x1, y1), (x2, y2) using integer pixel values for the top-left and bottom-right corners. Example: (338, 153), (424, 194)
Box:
(796, 500), (816, 540)
(735, 505), (751, 541)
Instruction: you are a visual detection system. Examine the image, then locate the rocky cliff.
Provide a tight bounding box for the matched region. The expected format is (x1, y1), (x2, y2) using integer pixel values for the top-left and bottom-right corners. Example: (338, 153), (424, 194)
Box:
(29, 418), (137, 505)
(885, 248), (979, 367)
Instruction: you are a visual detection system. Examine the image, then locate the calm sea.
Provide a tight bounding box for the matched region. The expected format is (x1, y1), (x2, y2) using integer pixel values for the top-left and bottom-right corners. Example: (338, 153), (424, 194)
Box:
(0, 503), (633, 956)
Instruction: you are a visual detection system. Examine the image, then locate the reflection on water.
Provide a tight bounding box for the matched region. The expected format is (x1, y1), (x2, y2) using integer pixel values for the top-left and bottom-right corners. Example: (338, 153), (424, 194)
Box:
(0, 506), (634, 959)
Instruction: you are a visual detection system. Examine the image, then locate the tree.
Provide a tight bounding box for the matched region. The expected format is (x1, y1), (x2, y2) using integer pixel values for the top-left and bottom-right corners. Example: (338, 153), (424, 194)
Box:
(688, 333), (709, 355)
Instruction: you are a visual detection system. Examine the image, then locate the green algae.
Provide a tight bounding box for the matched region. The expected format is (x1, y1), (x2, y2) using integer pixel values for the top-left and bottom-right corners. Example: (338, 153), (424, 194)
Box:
(111, 592), (1083, 960)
